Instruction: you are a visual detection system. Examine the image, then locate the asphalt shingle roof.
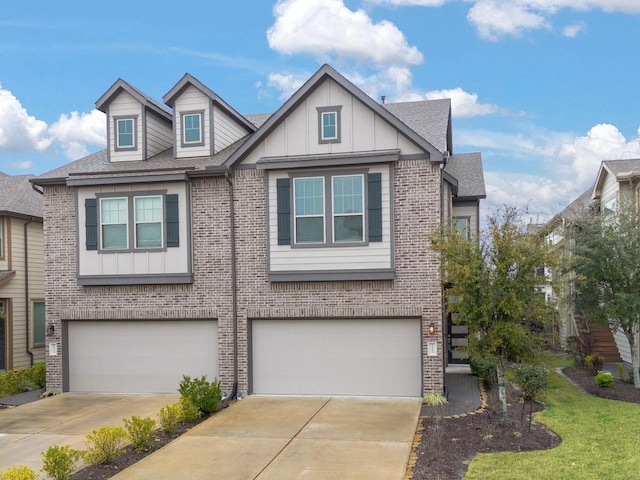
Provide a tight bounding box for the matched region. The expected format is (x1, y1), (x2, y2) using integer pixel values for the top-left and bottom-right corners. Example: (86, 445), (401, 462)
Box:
(0, 173), (42, 218)
(444, 153), (486, 199)
(602, 158), (640, 176)
(383, 99), (451, 154)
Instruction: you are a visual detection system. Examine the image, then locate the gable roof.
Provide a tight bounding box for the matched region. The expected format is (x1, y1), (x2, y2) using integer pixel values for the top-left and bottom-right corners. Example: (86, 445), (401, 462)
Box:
(0, 174), (42, 219)
(444, 153), (486, 199)
(383, 99), (451, 154)
(163, 73), (256, 133)
(95, 78), (172, 122)
(593, 158), (640, 197)
(222, 64), (444, 168)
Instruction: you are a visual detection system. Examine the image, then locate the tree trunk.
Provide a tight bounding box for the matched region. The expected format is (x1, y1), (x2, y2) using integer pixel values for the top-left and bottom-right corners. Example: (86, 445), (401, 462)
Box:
(496, 360), (508, 425)
(629, 328), (640, 388)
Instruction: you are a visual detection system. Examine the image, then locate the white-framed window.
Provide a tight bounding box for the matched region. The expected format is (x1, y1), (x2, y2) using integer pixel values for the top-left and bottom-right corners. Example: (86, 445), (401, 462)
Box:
(332, 175), (364, 243)
(134, 196), (163, 248)
(293, 173), (365, 245)
(182, 112), (203, 145)
(100, 198), (128, 250)
(32, 301), (45, 346)
(317, 106), (342, 144)
(453, 217), (470, 240)
(294, 177), (325, 243)
(115, 118), (136, 149)
(603, 197), (617, 222)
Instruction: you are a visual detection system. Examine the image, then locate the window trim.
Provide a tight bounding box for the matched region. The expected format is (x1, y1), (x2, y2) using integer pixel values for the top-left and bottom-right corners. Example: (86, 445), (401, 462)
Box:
(32, 300), (45, 347)
(290, 169), (368, 248)
(100, 197), (129, 251)
(181, 110), (205, 147)
(134, 195), (164, 249)
(96, 191), (168, 254)
(317, 106), (342, 144)
(114, 116), (138, 151)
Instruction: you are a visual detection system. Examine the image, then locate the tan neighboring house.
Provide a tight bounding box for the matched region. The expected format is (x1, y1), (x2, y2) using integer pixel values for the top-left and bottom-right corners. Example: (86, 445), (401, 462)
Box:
(0, 172), (45, 371)
(32, 64), (485, 397)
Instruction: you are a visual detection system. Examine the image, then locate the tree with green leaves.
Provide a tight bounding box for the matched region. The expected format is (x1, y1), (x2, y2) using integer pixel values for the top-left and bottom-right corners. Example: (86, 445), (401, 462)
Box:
(571, 200), (640, 388)
(430, 206), (557, 424)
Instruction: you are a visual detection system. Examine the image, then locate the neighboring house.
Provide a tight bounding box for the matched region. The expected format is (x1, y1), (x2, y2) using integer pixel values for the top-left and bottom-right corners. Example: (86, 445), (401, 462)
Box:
(32, 64), (485, 397)
(0, 173), (45, 371)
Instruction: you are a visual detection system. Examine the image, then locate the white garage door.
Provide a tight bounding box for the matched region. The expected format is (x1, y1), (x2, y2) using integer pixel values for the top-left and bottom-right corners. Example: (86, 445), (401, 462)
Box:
(251, 319), (422, 397)
(68, 320), (218, 394)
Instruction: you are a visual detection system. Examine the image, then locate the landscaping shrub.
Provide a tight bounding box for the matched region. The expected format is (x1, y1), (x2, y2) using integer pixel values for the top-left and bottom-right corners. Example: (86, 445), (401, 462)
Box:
(178, 375), (222, 415)
(83, 426), (128, 465)
(41, 445), (82, 480)
(158, 403), (182, 433)
(0, 465), (36, 480)
(0, 367), (38, 396)
(178, 397), (202, 422)
(469, 353), (497, 386)
(512, 364), (550, 429)
(123, 416), (156, 453)
(595, 371), (614, 388)
(617, 363), (640, 384)
(27, 362), (46, 388)
(585, 354), (604, 376)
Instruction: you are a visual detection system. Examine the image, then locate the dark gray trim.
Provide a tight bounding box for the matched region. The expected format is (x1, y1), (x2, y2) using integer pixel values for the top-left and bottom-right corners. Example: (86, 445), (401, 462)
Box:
(113, 116), (138, 152)
(96, 190), (167, 253)
(452, 200), (479, 208)
(77, 273), (194, 286)
(442, 170), (459, 196)
(62, 321), (69, 392)
(180, 110), (206, 148)
(398, 153), (430, 161)
(317, 106), (342, 144)
(67, 173), (188, 186)
(257, 149), (399, 170)
(268, 269), (395, 282)
(388, 163), (395, 271)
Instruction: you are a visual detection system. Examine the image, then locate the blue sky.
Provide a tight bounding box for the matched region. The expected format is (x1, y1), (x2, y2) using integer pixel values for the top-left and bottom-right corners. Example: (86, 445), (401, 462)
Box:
(1, 0), (639, 221)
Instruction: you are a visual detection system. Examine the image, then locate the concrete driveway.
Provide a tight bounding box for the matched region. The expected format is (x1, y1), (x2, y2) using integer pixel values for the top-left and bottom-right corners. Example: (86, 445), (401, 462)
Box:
(0, 393), (178, 473)
(112, 396), (421, 480)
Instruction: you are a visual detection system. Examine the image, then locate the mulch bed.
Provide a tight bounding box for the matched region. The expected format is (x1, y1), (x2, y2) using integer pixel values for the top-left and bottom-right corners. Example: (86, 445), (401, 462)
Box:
(410, 364), (640, 480)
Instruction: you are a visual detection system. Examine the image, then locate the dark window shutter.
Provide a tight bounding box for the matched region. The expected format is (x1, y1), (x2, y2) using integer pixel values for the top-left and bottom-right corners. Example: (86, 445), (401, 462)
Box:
(368, 173), (383, 242)
(85, 198), (98, 251)
(165, 194), (179, 248)
(276, 178), (291, 245)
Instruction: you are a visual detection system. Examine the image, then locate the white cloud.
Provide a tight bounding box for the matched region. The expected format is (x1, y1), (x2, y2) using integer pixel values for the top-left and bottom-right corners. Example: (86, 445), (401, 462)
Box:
(467, 1), (550, 41)
(267, 0), (423, 66)
(267, 72), (309, 100)
(6, 160), (32, 170)
(562, 22), (586, 37)
(0, 83), (52, 152)
(424, 88), (505, 117)
(49, 110), (106, 159)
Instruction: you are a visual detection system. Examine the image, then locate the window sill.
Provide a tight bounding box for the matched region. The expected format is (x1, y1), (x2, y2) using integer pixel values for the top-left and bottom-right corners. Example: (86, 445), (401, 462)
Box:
(78, 273), (194, 286)
(268, 269), (394, 282)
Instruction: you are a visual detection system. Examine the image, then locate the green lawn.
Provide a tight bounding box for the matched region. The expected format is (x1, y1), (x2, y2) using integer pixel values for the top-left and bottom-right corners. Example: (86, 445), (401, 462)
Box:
(466, 361), (640, 479)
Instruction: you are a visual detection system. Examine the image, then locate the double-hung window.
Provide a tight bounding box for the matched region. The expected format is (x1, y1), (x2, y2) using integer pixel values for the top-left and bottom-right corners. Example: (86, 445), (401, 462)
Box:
(453, 217), (470, 240)
(287, 172), (372, 246)
(115, 117), (136, 149)
(134, 196), (162, 248)
(317, 106), (342, 144)
(182, 112), (204, 146)
(100, 198), (128, 249)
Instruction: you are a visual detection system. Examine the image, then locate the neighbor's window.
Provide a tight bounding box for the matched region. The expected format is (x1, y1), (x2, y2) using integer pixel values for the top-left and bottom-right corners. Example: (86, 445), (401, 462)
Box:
(116, 118), (135, 149)
(332, 175), (364, 242)
(134, 196), (163, 248)
(317, 106), (342, 144)
(294, 177), (325, 243)
(182, 112), (203, 145)
(453, 217), (470, 239)
(100, 198), (128, 249)
(603, 197), (617, 222)
(33, 301), (45, 346)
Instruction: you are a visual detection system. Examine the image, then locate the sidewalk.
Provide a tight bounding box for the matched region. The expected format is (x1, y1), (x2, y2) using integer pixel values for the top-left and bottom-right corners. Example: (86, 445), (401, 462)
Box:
(421, 365), (483, 417)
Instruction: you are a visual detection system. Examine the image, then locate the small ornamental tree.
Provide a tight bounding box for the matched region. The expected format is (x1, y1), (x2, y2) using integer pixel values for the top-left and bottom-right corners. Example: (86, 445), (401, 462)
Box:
(430, 206), (558, 424)
(571, 200), (640, 388)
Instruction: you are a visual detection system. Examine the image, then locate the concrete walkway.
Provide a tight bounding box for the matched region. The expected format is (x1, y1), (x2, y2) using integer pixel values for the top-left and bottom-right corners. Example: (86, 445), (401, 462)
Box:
(112, 396), (421, 480)
(0, 393), (178, 473)
(420, 365), (483, 418)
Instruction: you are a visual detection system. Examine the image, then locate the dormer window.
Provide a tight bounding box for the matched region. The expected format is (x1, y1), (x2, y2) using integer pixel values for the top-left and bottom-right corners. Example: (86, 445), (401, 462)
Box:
(115, 117), (136, 150)
(181, 111), (204, 146)
(317, 106), (342, 144)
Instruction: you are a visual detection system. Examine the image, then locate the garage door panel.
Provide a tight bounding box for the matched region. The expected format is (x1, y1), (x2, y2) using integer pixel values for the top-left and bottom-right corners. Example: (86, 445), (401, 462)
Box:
(252, 319), (421, 397)
(68, 320), (218, 394)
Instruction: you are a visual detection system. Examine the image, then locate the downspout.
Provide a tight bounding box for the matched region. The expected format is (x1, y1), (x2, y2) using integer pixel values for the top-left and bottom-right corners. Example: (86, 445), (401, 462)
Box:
(439, 159), (446, 395)
(24, 218), (34, 366)
(224, 171), (238, 400)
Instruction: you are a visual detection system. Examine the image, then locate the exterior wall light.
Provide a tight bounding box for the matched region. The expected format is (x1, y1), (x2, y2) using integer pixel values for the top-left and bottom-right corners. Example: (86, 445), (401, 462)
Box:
(47, 323), (55, 336)
(429, 322), (436, 335)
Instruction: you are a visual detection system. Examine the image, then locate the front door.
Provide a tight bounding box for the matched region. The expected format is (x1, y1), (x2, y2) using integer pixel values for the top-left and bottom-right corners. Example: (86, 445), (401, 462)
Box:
(447, 312), (469, 364)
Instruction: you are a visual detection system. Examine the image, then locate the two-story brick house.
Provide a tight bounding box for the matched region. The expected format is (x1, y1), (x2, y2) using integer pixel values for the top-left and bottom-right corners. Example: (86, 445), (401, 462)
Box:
(0, 173), (45, 371)
(33, 64), (485, 397)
